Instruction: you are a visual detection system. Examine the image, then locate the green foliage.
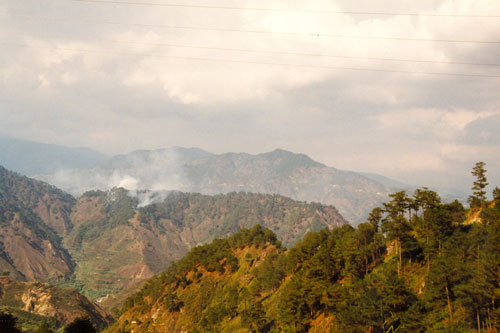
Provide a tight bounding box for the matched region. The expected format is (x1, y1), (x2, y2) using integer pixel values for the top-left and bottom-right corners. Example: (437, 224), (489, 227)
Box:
(241, 301), (269, 332)
(120, 225), (282, 317)
(367, 207), (383, 232)
(493, 186), (500, 201)
(469, 161), (488, 207)
(112, 165), (500, 332)
(251, 253), (285, 291)
(34, 322), (54, 333)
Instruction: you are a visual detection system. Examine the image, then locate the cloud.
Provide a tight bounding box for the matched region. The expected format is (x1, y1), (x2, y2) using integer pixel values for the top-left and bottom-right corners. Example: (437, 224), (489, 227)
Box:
(460, 114), (500, 146)
(1, 0), (500, 193)
(375, 108), (497, 140)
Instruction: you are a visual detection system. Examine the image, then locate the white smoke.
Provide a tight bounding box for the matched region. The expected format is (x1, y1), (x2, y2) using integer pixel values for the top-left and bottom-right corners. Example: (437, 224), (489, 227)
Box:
(133, 190), (172, 208)
(117, 175), (139, 190)
(33, 148), (194, 207)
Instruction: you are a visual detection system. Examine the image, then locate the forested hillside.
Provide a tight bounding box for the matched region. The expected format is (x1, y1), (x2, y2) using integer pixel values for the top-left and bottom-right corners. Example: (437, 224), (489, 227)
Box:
(109, 180), (500, 332)
(0, 165), (75, 235)
(0, 164), (346, 312)
(64, 189), (345, 302)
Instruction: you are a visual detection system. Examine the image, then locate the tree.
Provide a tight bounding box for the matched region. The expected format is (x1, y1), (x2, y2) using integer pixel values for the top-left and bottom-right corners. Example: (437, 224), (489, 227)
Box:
(382, 191), (413, 277)
(493, 187), (500, 201)
(35, 322), (54, 333)
(63, 317), (96, 333)
(468, 162), (488, 207)
(241, 301), (269, 332)
(367, 207), (383, 232)
(0, 312), (21, 333)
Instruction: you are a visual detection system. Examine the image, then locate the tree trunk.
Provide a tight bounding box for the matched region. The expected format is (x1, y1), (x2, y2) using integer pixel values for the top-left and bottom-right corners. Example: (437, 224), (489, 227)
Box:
(477, 310), (481, 333)
(487, 306), (491, 331)
(445, 283), (452, 320)
(398, 240), (402, 277)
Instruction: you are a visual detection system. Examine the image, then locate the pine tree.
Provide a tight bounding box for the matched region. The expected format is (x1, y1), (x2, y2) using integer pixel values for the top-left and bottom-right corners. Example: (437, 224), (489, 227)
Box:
(493, 187), (500, 201)
(469, 162), (488, 207)
(367, 207), (383, 232)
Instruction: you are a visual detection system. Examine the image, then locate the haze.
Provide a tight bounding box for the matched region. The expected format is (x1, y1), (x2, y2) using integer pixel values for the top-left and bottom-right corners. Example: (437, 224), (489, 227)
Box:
(1, 0), (499, 193)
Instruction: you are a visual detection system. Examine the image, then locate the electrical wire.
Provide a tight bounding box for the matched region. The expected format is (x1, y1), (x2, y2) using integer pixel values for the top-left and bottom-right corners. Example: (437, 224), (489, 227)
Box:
(2, 42), (500, 78)
(72, 0), (500, 18)
(5, 13), (500, 44)
(6, 32), (499, 67)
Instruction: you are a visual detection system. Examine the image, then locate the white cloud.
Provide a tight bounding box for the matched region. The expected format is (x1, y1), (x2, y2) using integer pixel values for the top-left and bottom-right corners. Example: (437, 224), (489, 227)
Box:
(1, 0), (500, 191)
(376, 108), (498, 140)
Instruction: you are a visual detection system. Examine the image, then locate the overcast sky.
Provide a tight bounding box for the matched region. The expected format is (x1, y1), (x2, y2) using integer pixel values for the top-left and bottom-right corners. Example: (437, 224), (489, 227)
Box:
(1, 0), (499, 192)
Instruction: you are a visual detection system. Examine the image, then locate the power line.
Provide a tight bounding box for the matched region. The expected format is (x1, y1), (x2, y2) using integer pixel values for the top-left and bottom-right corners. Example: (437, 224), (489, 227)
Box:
(9, 32), (499, 67)
(86, 39), (500, 67)
(72, 0), (500, 18)
(2, 42), (500, 78)
(6, 12), (500, 44)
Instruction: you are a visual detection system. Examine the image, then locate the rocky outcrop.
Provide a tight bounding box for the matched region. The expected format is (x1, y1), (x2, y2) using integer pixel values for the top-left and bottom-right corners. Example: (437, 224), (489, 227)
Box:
(0, 276), (113, 329)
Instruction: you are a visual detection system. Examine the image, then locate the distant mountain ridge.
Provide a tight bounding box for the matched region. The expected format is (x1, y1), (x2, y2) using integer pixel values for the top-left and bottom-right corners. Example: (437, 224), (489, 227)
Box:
(37, 147), (392, 224)
(0, 136), (107, 175)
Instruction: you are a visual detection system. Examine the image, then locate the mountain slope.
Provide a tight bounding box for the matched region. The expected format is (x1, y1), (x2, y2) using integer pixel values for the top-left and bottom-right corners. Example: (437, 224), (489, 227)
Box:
(0, 165), (75, 235)
(108, 193), (500, 332)
(38, 148), (391, 224)
(63, 189), (345, 301)
(0, 136), (106, 176)
(0, 276), (113, 331)
(0, 166), (74, 281)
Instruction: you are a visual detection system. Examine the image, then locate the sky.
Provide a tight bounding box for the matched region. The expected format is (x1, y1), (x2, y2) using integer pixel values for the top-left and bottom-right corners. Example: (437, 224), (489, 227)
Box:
(0, 0), (500, 192)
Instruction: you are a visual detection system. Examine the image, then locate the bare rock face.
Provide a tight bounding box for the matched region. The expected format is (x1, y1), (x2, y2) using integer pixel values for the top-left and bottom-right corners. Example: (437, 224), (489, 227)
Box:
(0, 276), (113, 330)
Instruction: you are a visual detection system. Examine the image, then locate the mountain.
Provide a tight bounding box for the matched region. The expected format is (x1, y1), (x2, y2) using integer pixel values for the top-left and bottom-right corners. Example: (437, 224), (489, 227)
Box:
(0, 276), (113, 331)
(107, 192), (500, 332)
(0, 166), (74, 281)
(1, 164), (346, 306)
(359, 172), (409, 189)
(0, 136), (107, 176)
(63, 189), (345, 302)
(0, 165), (76, 235)
(37, 147), (391, 224)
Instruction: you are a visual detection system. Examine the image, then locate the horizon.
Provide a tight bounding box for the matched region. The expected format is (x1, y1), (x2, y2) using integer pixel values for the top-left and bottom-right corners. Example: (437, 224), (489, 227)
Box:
(0, 134), (493, 197)
(1, 0), (499, 194)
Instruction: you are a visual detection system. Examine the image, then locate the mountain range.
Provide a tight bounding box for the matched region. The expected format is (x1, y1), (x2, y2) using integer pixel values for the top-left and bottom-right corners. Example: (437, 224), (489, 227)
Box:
(33, 146), (394, 224)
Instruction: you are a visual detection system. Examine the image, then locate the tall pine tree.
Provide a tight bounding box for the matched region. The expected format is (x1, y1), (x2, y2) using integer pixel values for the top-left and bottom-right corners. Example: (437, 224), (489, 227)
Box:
(469, 162), (488, 207)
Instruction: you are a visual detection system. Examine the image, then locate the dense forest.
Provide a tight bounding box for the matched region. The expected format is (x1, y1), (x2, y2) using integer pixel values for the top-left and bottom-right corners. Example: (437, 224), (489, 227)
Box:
(109, 162), (500, 332)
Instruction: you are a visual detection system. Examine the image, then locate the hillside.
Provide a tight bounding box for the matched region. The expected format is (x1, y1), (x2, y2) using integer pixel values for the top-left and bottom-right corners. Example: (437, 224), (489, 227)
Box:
(0, 166), (74, 281)
(37, 147), (391, 224)
(0, 166), (76, 235)
(1, 164), (347, 306)
(0, 276), (113, 331)
(0, 136), (107, 176)
(108, 189), (500, 332)
(63, 189), (346, 302)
